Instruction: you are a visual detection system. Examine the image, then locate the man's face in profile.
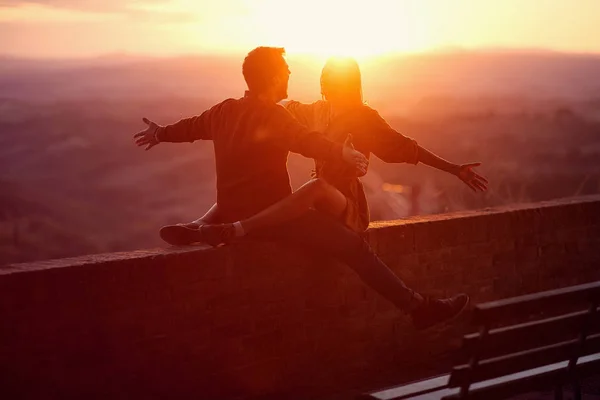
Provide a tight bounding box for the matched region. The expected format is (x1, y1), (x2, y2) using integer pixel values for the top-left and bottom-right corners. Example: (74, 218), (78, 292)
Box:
(273, 59), (290, 102)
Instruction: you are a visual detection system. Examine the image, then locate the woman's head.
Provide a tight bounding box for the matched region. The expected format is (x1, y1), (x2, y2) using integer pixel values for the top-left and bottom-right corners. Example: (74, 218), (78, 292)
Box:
(320, 56), (363, 106)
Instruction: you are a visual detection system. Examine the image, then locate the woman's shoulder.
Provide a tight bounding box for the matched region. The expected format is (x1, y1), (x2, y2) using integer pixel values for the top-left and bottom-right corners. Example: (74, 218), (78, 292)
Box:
(284, 99), (328, 113)
(284, 100), (331, 131)
(356, 104), (382, 118)
(353, 104), (391, 128)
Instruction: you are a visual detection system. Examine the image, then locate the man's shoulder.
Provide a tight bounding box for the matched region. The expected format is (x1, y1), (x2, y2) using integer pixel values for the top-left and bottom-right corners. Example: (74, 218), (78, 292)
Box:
(203, 97), (237, 114)
(215, 97), (239, 109)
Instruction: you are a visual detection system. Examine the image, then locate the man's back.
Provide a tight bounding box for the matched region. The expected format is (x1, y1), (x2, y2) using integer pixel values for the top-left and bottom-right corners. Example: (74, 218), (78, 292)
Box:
(212, 95), (295, 222)
(157, 92), (343, 222)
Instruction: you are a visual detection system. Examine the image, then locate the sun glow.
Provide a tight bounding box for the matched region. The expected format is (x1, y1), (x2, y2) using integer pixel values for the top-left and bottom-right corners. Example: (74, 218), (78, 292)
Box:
(249, 0), (431, 60)
(5, 0), (600, 59)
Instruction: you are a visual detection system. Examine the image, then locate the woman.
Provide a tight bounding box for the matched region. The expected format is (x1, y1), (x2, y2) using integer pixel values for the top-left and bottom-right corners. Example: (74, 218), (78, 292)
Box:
(160, 57), (487, 246)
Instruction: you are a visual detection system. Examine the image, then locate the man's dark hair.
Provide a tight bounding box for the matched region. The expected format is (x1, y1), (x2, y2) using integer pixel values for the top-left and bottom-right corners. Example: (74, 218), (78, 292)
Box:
(242, 47), (286, 93)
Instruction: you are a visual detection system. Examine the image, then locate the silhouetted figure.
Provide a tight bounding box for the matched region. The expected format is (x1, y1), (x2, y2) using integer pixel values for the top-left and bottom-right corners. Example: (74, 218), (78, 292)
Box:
(183, 57), (486, 239)
(134, 47), (469, 330)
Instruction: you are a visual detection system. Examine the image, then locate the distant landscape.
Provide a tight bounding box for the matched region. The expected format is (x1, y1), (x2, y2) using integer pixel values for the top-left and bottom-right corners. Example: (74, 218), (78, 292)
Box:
(1, 50), (600, 265)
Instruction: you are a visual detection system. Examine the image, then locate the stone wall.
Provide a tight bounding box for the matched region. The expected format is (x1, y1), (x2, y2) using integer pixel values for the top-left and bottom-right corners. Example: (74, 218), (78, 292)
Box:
(2, 196), (600, 400)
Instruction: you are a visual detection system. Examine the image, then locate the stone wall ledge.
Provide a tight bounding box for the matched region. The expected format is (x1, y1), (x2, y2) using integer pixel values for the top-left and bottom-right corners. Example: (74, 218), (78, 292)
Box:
(3, 194), (600, 276)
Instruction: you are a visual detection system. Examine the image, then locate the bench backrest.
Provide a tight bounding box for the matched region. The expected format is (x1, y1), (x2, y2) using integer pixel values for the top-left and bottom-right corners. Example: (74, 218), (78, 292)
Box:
(445, 281), (600, 399)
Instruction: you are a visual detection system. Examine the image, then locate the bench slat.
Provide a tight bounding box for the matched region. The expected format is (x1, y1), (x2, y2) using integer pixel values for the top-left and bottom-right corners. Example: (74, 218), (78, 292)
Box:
(442, 353), (600, 400)
(449, 333), (600, 387)
(473, 281), (600, 326)
(360, 353), (600, 400)
(460, 307), (600, 361)
(358, 375), (450, 400)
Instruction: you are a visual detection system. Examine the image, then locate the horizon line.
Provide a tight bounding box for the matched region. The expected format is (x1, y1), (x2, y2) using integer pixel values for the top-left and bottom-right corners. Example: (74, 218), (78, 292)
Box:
(3, 46), (600, 62)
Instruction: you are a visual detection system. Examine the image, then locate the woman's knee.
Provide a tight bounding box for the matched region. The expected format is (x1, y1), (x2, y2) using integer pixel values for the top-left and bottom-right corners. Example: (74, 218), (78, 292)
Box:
(296, 178), (330, 205)
(306, 178), (329, 195)
(306, 178), (348, 216)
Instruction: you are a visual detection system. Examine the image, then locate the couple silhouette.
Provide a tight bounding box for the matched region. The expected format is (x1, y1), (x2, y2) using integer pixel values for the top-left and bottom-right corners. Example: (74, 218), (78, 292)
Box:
(134, 47), (488, 330)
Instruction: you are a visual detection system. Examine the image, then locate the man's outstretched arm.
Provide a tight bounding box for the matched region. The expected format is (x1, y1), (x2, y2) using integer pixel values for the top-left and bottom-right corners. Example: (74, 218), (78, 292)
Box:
(133, 101), (228, 150)
(133, 115), (212, 150)
(271, 106), (369, 174)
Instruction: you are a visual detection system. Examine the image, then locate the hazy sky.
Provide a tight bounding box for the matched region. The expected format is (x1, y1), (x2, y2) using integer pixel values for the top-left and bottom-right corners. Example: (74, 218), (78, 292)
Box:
(2, 0), (600, 58)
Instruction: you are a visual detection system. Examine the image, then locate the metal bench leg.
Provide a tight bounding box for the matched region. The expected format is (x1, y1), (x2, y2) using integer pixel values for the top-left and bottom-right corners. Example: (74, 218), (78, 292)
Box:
(573, 381), (582, 400)
(554, 384), (563, 400)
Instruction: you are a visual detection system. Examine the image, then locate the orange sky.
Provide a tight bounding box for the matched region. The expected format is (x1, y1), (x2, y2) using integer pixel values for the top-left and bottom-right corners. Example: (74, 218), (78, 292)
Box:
(2, 0), (600, 59)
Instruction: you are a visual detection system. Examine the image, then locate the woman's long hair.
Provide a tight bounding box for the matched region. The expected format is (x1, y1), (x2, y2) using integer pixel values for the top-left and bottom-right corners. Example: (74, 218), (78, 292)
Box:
(320, 56), (364, 107)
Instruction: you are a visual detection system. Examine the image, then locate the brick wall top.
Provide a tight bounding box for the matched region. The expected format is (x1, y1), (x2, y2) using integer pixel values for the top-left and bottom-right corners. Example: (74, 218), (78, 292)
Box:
(3, 194), (600, 276)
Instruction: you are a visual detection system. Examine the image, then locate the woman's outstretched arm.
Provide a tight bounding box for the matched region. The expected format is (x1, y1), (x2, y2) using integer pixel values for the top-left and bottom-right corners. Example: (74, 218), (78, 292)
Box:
(416, 146), (488, 192)
(365, 108), (488, 192)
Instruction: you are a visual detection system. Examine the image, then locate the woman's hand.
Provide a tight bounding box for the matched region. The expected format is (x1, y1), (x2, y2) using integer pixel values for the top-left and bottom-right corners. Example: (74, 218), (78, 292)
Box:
(456, 162), (488, 192)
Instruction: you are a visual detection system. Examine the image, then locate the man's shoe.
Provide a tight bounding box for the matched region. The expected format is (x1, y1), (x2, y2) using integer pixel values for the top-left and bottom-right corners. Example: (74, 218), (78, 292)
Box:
(411, 293), (470, 331)
(159, 224), (204, 246)
(200, 223), (236, 247)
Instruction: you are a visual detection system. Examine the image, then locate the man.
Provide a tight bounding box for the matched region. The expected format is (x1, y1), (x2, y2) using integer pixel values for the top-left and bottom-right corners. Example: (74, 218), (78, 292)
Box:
(134, 47), (469, 330)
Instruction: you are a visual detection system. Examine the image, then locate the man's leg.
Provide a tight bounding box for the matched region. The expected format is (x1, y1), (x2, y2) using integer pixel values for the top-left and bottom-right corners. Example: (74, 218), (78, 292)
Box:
(159, 203), (221, 245)
(251, 210), (421, 312)
(250, 210), (469, 329)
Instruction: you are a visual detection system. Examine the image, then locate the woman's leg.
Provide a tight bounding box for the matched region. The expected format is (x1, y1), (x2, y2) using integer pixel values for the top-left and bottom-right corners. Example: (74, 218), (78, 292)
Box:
(240, 178), (348, 234)
(199, 178), (349, 246)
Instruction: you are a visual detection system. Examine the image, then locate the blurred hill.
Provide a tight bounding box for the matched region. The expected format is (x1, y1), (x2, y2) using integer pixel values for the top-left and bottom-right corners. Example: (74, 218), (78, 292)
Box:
(1, 50), (600, 264)
(2, 51), (600, 103)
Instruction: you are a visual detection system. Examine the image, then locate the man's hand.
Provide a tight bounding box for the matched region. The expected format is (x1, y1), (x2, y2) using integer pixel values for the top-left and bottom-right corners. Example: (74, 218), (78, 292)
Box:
(134, 117), (162, 151)
(456, 162), (488, 192)
(343, 134), (368, 176)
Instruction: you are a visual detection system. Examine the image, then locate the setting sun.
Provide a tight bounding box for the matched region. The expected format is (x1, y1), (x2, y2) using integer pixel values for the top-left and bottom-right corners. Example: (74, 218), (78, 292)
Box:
(250, 0), (430, 58)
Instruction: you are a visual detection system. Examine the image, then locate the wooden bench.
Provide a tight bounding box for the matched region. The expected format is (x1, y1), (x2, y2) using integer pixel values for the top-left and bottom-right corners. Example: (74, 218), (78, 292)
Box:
(359, 281), (600, 400)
